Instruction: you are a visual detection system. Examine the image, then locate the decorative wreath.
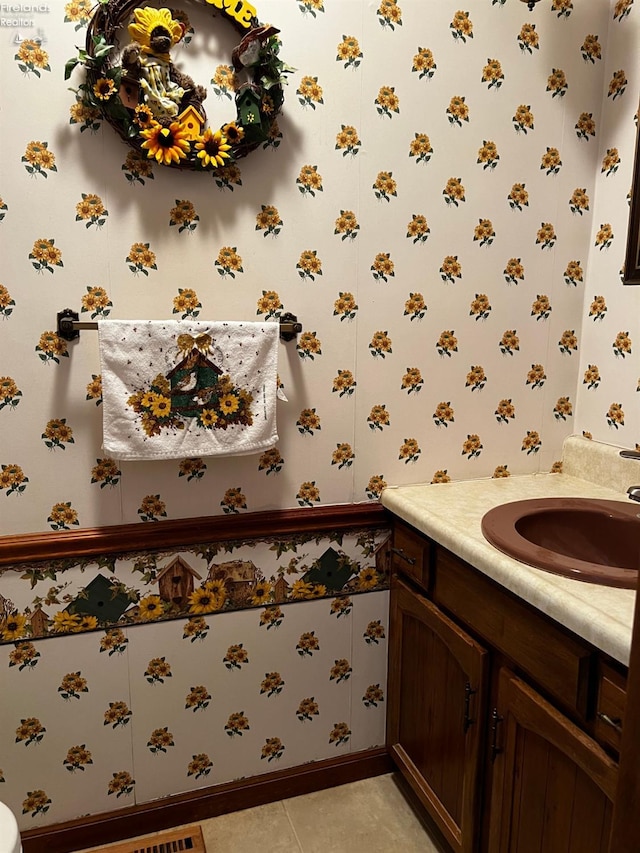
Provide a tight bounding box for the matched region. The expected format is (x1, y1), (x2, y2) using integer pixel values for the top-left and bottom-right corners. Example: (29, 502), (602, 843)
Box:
(66, 0), (293, 171)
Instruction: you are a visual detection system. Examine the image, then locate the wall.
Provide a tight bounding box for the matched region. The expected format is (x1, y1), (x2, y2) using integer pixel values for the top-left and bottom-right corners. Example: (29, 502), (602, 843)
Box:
(0, 0), (639, 833)
(1, 0), (637, 538)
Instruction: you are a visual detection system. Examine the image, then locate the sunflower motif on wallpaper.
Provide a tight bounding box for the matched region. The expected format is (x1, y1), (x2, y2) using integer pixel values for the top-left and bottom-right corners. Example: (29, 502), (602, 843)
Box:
(0, 375), (21, 411)
(412, 46), (436, 79)
(613, 0), (633, 22)
(547, 68), (568, 99)
(608, 70), (628, 101)
(406, 215), (429, 244)
(446, 95), (469, 127)
(373, 171), (397, 201)
(29, 238), (63, 274)
(334, 292), (358, 321)
(332, 369), (356, 397)
(22, 789), (51, 818)
(473, 219), (495, 247)
(296, 0), (324, 17)
(0, 463), (28, 497)
(376, 86), (399, 118)
(297, 331), (322, 360)
(607, 403), (625, 429)
(450, 10), (473, 42)
(477, 141), (499, 170)
(255, 204), (283, 236)
(584, 365), (602, 390)
(589, 296), (608, 321)
(552, 0), (573, 19)
(168, 200), (199, 233)
(482, 58), (504, 90)
(399, 438), (420, 464)
(336, 36), (363, 69)
(500, 329), (520, 356)
(581, 34), (602, 64)
(495, 399), (516, 425)
(517, 23), (539, 54)
(126, 242), (156, 275)
(541, 146), (562, 175)
(216, 247), (244, 278)
(64, 0), (93, 30)
(121, 149), (155, 185)
(172, 289), (201, 320)
(15, 39), (50, 77)
(297, 75), (323, 109)
(369, 330), (392, 358)
(377, 0), (402, 29)
(21, 140), (58, 178)
(576, 112), (596, 141)
(558, 330), (578, 355)
(178, 457), (207, 482)
(522, 431), (542, 455)
(75, 193), (108, 228)
(0, 198), (7, 222)
(602, 147), (620, 176)
(513, 104), (534, 134)
(443, 177), (465, 207)
(404, 292), (427, 320)
(296, 481), (320, 507)
(508, 183), (529, 211)
(297, 164), (323, 196)
(297, 249), (322, 280)
(334, 210), (359, 240)
(90, 458), (121, 488)
(335, 124), (360, 157)
(409, 133), (433, 164)
(257, 447), (284, 475)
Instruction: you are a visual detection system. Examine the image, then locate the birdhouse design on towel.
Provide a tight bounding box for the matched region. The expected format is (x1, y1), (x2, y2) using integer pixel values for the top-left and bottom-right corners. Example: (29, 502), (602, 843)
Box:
(126, 332), (255, 438)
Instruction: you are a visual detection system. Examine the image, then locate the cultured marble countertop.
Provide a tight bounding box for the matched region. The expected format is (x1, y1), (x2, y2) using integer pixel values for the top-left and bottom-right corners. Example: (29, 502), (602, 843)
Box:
(381, 467), (637, 667)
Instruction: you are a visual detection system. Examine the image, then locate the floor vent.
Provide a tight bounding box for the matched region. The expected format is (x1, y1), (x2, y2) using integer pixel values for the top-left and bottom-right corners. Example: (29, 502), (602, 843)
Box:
(89, 825), (206, 853)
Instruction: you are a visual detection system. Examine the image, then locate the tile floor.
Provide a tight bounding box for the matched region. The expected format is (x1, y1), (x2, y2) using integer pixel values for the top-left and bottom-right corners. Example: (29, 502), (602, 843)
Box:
(80, 773), (446, 853)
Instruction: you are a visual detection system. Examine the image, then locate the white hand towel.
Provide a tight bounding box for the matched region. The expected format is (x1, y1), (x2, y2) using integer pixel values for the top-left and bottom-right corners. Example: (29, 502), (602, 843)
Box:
(99, 320), (279, 460)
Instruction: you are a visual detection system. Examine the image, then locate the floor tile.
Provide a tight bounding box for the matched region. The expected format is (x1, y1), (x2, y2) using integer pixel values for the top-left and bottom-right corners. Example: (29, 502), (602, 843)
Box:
(282, 774), (440, 853)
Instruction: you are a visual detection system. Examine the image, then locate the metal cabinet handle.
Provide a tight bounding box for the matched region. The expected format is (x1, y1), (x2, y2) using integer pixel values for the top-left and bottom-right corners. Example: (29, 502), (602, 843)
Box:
(391, 547), (416, 566)
(597, 712), (623, 733)
(490, 708), (503, 761)
(463, 682), (477, 733)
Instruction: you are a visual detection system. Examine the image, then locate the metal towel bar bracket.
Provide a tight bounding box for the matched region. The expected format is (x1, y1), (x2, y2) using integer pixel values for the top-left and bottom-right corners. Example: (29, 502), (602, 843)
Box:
(56, 308), (302, 342)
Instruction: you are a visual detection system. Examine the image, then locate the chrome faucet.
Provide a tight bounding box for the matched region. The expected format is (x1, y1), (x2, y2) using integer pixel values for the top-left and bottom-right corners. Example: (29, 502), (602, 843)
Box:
(621, 451), (640, 501)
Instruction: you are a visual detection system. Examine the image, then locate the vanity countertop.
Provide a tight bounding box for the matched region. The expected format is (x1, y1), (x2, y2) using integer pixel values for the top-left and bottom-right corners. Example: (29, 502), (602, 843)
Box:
(381, 445), (638, 666)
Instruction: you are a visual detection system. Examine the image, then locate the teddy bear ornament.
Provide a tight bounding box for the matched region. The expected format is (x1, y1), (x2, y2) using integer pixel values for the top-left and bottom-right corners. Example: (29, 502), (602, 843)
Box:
(121, 6), (207, 123)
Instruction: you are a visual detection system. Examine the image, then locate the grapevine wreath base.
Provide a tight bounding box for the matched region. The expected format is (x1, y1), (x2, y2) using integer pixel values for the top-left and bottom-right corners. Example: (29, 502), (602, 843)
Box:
(67, 0), (292, 171)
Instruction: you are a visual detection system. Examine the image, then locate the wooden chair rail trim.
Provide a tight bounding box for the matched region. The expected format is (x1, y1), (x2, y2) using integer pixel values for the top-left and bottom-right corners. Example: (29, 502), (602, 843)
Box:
(0, 503), (390, 567)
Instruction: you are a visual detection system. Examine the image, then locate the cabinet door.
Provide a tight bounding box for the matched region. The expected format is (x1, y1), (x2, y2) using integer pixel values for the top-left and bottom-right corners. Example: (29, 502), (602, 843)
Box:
(488, 668), (618, 853)
(387, 577), (488, 853)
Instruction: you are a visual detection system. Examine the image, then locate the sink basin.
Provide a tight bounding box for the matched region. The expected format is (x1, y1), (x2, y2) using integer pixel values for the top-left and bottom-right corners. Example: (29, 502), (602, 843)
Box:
(481, 497), (640, 588)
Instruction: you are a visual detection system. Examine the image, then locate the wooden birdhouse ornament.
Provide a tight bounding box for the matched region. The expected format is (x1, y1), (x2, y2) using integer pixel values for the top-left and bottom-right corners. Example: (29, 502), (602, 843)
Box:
(235, 84), (267, 143)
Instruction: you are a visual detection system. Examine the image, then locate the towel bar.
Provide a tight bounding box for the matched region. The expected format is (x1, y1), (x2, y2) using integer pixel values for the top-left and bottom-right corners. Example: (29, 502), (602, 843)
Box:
(56, 309), (302, 342)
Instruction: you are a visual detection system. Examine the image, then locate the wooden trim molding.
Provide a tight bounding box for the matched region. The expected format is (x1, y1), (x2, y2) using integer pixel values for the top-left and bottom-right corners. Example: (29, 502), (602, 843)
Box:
(0, 502), (390, 567)
(21, 747), (393, 853)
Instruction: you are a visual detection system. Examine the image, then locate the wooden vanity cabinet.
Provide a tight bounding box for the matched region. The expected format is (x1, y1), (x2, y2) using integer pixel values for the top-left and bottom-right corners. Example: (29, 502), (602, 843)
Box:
(387, 577), (488, 853)
(387, 520), (626, 853)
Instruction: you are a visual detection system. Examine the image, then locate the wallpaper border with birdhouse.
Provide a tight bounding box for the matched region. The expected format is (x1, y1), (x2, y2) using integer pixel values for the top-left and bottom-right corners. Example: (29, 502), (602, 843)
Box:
(0, 524), (391, 643)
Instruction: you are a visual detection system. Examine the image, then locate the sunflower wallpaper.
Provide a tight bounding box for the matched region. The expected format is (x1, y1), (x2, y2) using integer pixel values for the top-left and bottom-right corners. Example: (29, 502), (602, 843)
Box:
(0, 0), (639, 833)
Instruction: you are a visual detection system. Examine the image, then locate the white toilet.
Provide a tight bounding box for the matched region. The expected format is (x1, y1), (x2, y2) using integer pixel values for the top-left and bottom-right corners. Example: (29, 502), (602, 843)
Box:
(0, 802), (21, 853)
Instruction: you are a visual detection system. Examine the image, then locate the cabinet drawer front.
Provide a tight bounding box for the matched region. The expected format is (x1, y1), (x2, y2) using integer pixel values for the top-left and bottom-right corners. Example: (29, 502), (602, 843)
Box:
(392, 521), (431, 590)
(594, 664), (626, 753)
(435, 550), (593, 717)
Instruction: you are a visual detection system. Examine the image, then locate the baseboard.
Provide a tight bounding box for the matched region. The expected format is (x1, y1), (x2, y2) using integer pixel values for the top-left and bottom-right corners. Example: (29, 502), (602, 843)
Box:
(21, 747), (393, 853)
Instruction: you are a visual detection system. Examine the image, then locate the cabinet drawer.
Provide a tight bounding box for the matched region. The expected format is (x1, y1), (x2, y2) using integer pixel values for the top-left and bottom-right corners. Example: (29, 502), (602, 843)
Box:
(391, 521), (432, 590)
(594, 663), (626, 754)
(434, 549), (593, 718)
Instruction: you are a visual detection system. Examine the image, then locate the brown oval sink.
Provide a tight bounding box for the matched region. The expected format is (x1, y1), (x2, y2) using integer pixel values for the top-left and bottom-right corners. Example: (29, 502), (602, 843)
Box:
(481, 498), (640, 588)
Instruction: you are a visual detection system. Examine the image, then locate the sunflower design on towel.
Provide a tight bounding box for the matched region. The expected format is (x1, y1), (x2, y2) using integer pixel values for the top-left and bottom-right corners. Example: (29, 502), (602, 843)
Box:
(127, 333), (254, 437)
